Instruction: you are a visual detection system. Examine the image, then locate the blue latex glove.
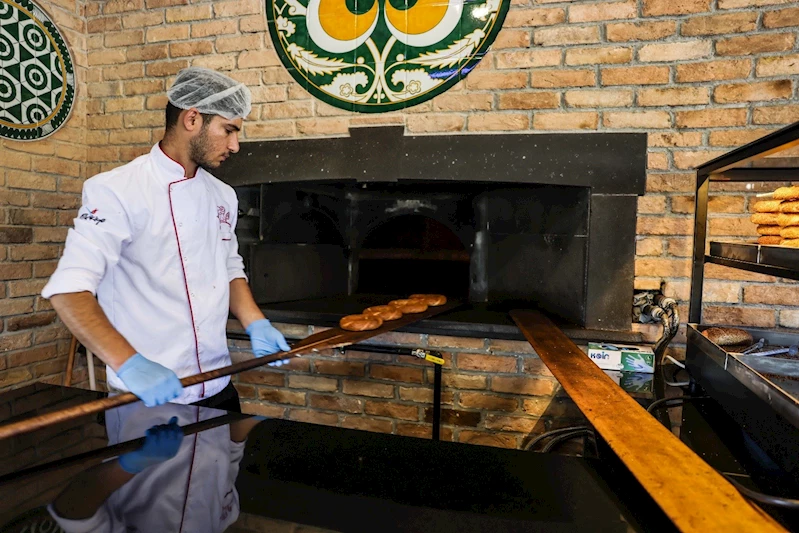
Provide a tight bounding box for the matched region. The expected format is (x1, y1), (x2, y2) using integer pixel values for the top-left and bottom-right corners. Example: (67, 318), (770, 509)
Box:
(246, 319), (290, 367)
(116, 353), (184, 407)
(118, 416), (183, 474)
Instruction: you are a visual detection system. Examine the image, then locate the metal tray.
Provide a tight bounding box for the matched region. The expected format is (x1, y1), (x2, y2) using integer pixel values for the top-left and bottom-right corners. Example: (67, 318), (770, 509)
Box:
(760, 245), (799, 271)
(687, 324), (799, 430)
(709, 241), (759, 263)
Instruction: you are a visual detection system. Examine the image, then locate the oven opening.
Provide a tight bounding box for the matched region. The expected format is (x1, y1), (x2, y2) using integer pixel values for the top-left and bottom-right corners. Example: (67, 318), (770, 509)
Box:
(357, 215), (470, 298)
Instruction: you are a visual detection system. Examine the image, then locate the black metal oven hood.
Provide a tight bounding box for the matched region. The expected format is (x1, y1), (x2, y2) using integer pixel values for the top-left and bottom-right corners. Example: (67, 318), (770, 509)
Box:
(217, 127), (646, 337)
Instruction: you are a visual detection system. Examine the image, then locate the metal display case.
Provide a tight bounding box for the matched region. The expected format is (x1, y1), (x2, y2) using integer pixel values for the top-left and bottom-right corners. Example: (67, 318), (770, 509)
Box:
(686, 122), (799, 479)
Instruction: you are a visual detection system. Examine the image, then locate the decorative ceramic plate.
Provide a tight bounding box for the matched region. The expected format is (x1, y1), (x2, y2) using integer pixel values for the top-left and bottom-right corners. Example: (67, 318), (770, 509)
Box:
(266, 0), (509, 113)
(0, 0), (75, 141)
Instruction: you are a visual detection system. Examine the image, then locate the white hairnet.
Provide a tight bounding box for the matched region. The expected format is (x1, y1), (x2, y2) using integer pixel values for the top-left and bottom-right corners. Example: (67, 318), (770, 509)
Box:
(167, 67), (252, 120)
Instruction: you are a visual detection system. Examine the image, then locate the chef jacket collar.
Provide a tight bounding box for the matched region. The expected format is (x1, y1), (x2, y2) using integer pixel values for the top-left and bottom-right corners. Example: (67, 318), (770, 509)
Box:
(151, 142), (199, 182)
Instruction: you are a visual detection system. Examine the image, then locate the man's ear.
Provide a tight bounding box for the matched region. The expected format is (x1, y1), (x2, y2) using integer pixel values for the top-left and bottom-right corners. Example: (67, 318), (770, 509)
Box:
(181, 108), (201, 133)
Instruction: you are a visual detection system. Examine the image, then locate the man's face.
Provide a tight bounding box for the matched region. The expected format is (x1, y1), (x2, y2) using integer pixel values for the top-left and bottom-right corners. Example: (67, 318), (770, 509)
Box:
(189, 115), (242, 171)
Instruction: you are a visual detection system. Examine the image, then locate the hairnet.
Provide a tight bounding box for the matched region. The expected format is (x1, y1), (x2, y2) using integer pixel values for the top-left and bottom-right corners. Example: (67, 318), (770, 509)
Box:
(167, 67), (252, 120)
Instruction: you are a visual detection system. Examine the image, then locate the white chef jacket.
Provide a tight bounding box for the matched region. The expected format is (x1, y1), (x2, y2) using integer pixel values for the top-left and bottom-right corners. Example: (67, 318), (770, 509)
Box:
(42, 143), (247, 403)
(47, 403), (245, 533)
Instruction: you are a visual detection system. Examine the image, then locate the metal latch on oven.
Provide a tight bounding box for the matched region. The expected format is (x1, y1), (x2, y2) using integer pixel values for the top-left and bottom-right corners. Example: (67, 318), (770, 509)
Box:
(412, 348), (445, 365)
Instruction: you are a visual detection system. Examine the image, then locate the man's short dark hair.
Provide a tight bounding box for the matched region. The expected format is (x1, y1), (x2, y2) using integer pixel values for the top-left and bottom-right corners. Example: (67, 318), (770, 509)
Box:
(165, 102), (215, 132)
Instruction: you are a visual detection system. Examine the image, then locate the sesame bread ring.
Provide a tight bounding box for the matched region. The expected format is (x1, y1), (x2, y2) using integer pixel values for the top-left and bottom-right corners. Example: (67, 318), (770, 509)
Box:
(773, 186), (799, 201)
(757, 225), (782, 236)
(363, 305), (403, 321)
(388, 299), (428, 313)
(703, 327), (753, 347)
(757, 235), (783, 245)
(780, 201), (799, 213)
(754, 200), (783, 213)
(409, 294), (447, 306)
(751, 213), (780, 225)
(780, 226), (799, 239)
(778, 214), (799, 227)
(339, 314), (383, 332)
(782, 239), (799, 248)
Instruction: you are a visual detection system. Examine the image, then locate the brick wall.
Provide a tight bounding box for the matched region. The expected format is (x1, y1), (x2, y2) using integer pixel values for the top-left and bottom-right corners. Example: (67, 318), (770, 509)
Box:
(0, 0), (89, 391)
(229, 322), (583, 448)
(1, 0), (799, 446)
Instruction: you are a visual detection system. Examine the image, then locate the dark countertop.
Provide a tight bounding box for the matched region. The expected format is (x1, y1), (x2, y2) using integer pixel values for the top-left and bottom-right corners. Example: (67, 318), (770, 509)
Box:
(0, 383), (667, 533)
(0, 376), (797, 532)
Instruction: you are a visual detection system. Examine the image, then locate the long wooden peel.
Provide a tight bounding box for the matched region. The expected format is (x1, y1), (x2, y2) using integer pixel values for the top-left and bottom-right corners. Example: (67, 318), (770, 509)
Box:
(510, 310), (786, 533)
(0, 301), (459, 441)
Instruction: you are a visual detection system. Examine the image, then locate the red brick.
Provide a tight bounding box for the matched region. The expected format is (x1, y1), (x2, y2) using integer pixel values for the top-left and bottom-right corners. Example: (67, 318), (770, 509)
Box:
(457, 353), (517, 373)
(705, 263), (776, 282)
(743, 285), (799, 305)
(638, 40), (712, 62)
(494, 29), (532, 49)
(715, 81), (793, 104)
(675, 108), (748, 128)
(0, 227), (32, 244)
(491, 377), (556, 396)
(342, 380), (394, 398)
(0, 263), (32, 281)
(638, 195), (667, 214)
(0, 298), (34, 317)
(643, 0), (711, 16)
(309, 394), (363, 413)
(757, 54), (799, 77)
(428, 335), (485, 350)
(241, 402), (286, 418)
(497, 92), (560, 110)
(720, 0), (795, 7)
(523, 397), (583, 418)
(638, 87), (709, 107)
(289, 409), (338, 425)
(717, 33), (796, 56)
(340, 417), (393, 433)
(637, 237), (663, 257)
(568, 0), (636, 22)
(287, 375), (337, 392)
(753, 105), (799, 125)
(703, 306), (776, 327)
(0, 190), (29, 207)
(534, 26), (601, 46)
(676, 60), (751, 82)
(8, 344), (57, 367)
(8, 279), (47, 297)
(604, 111), (671, 129)
(467, 114), (529, 132)
(369, 365), (424, 383)
(6, 312), (56, 332)
(681, 12), (758, 36)
(311, 360), (365, 377)
(458, 431), (518, 449)
(533, 112), (599, 130)
(635, 257), (692, 277)
(440, 372), (487, 389)
(364, 400), (418, 420)
(258, 388), (306, 405)
(465, 71), (528, 90)
(778, 310), (799, 329)
(601, 66), (670, 85)
(424, 407), (481, 427)
(606, 21), (677, 42)
(0, 332), (32, 352)
(504, 7), (565, 27)
(764, 7), (799, 28)
(483, 415), (538, 433)
(709, 128), (779, 147)
(495, 49), (561, 69)
(703, 281), (741, 303)
(709, 217), (756, 236)
(458, 392), (518, 412)
(565, 47), (632, 66)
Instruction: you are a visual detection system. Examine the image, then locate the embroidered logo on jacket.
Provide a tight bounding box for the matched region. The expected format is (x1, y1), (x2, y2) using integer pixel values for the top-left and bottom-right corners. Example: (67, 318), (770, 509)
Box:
(217, 206), (231, 230)
(79, 208), (106, 225)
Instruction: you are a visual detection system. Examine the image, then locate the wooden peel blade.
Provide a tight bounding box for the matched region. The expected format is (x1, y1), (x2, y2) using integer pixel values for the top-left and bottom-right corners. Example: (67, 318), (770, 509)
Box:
(0, 301), (460, 441)
(510, 309), (786, 533)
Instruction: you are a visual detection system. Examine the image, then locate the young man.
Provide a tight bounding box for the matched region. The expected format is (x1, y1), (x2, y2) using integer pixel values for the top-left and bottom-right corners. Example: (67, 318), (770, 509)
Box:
(43, 67), (290, 411)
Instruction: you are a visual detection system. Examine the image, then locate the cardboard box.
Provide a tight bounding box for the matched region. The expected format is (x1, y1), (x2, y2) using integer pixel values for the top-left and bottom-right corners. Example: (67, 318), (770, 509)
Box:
(603, 370), (654, 397)
(587, 342), (655, 373)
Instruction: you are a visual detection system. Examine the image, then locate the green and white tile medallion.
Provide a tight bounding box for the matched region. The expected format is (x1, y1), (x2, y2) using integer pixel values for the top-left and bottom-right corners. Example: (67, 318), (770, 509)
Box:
(0, 0), (75, 141)
(266, 0), (509, 113)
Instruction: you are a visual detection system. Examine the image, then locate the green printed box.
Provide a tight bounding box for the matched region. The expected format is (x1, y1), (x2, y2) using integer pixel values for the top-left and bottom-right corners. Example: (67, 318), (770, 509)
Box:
(587, 342), (655, 373)
(603, 370), (654, 397)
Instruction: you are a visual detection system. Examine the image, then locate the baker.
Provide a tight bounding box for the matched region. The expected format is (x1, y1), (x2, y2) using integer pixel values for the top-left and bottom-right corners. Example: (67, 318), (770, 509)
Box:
(42, 67), (290, 411)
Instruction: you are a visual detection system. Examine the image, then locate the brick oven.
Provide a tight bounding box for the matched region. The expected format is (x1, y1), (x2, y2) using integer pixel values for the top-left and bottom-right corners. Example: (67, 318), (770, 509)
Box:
(218, 126), (646, 336)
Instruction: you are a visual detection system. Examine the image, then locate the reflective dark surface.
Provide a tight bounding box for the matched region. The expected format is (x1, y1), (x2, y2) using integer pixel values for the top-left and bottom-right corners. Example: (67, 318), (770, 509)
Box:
(0, 384), (673, 533)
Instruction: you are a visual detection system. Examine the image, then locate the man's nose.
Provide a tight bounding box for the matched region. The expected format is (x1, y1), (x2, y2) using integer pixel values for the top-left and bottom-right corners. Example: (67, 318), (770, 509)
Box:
(229, 135), (240, 154)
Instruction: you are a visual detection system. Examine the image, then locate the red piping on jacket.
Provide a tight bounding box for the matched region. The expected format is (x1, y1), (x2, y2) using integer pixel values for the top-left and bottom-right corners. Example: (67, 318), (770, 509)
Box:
(168, 178), (205, 397)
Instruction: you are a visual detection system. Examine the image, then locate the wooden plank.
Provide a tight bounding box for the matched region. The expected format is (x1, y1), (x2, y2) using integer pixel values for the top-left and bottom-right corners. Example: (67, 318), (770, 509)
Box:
(510, 309), (786, 533)
(0, 302), (460, 441)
